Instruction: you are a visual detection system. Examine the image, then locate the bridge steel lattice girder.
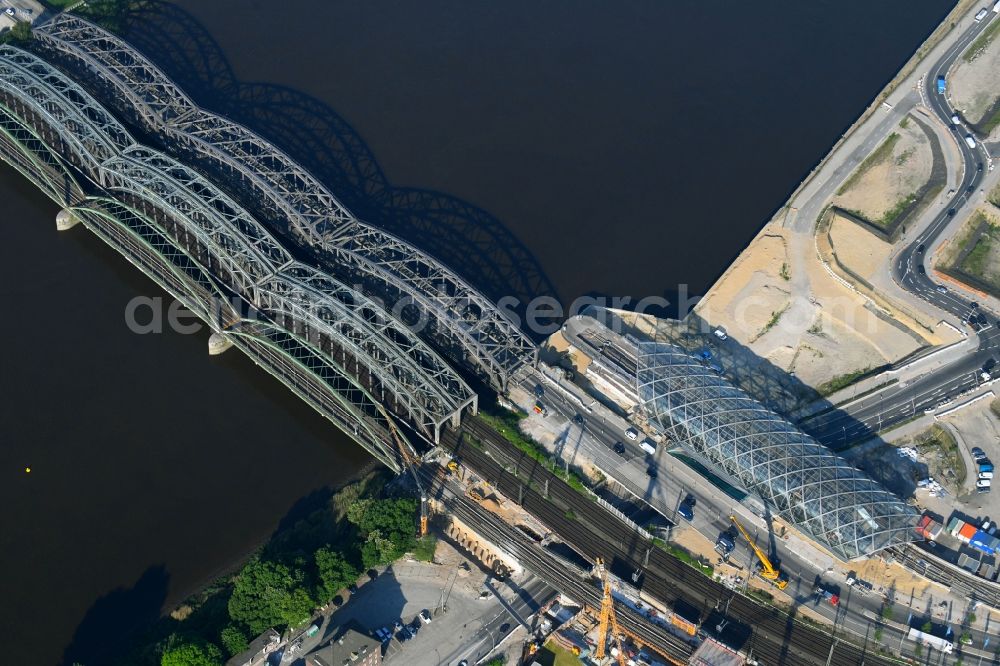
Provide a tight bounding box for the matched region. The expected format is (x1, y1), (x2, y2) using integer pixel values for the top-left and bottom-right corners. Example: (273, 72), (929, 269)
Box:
(33, 14), (537, 392)
(0, 43), (471, 467)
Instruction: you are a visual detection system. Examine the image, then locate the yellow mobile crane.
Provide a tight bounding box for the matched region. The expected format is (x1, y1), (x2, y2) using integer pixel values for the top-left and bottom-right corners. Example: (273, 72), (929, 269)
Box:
(729, 515), (788, 589)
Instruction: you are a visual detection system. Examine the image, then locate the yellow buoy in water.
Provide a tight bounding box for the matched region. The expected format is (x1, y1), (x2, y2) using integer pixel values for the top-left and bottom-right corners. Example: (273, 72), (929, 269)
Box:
(25, 467), (30, 473)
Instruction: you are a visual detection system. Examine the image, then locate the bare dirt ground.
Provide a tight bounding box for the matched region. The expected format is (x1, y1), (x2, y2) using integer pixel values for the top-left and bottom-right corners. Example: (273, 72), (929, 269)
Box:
(950, 20), (1000, 140)
(937, 203), (1000, 293)
(833, 120), (933, 223)
(696, 215), (929, 393)
(828, 213), (893, 280)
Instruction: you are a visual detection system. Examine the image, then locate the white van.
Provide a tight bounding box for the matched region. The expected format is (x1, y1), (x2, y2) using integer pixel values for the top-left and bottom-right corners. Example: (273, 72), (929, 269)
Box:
(640, 439), (657, 455)
(980, 471), (994, 480)
(965, 134), (977, 149)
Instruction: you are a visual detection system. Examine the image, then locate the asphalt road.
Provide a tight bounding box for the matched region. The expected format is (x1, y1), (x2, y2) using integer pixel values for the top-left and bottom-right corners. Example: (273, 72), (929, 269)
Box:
(802, 11), (1000, 448)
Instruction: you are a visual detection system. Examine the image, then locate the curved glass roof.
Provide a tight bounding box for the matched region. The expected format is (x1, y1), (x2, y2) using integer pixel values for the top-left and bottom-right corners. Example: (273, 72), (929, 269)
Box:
(637, 342), (917, 560)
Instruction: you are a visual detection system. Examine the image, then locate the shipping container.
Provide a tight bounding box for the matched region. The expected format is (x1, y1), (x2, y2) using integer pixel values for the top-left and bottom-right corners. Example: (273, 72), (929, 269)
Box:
(972, 529), (992, 547)
(959, 522), (978, 542)
(947, 516), (962, 535)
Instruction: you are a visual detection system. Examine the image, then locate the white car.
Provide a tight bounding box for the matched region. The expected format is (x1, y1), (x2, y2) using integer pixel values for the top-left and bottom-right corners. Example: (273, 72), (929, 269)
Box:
(625, 427), (639, 441)
(980, 471), (994, 480)
(419, 610), (432, 624)
(713, 327), (728, 340)
(640, 439), (657, 455)
(977, 478), (992, 488)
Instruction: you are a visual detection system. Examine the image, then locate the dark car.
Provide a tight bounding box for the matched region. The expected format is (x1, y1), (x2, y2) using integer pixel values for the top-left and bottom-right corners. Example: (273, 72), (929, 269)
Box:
(499, 623), (511, 633)
(918, 264), (925, 274)
(533, 383), (544, 398)
(984, 358), (997, 372)
(573, 413), (584, 425)
(678, 502), (694, 521)
(978, 162), (984, 172)
(967, 185), (975, 193)
(947, 209), (957, 216)
(646, 465), (658, 478)
(917, 244), (925, 253)
(684, 494), (697, 507)
(971, 301), (979, 309)
(613, 441), (626, 455)
(972, 446), (986, 460)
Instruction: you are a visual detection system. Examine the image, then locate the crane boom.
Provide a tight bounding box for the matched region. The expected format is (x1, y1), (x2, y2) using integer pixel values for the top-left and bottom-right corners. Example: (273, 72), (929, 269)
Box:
(729, 515), (787, 589)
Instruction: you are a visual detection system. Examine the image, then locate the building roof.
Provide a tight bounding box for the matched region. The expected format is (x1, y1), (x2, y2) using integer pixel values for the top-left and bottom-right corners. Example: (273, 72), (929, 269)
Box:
(636, 341), (918, 560)
(225, 628), (281, 666)
(307, 620), (379, 666)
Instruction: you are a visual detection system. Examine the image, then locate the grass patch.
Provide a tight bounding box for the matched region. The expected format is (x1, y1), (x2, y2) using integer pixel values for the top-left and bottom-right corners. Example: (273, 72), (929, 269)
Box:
(747, 588), (774, 603)
(837, 133), (899, 196)
(914, 424), (966, 487)
(478, 411), (590, 494)
(962, 235), (993, 277)
(818, 366), (871, 396)
(537, 641), (583, 666)
(900, 117), (910, 130)
(651, 538), (714, 577)
(412, 535), (437, 562)
(875, 192), (918, 230)
(981, 105), (1000, 134)
(964, 16), (1000, 62)
(751, 304), (790, 342)
(779, 262), (790, 281)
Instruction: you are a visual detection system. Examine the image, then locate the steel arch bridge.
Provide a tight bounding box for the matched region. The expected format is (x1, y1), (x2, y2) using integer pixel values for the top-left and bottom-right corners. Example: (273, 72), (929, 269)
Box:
(32, 13), (537, 392)
(0, 43), (493, 471)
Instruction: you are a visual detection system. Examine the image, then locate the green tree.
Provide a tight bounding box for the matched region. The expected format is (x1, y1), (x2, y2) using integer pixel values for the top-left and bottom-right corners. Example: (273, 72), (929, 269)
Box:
(9, 21), (31, 42)
(315, 546), (358, 601)
(220, 624), (249, 657)
(228, 559), (315, 634)
(347, 498), (418, 567)
(160, 636), (222, 666)
(921, 620), (932, 633)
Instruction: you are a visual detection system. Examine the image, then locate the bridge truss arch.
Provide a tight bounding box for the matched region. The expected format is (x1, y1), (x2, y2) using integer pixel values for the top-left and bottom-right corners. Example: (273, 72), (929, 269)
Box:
(0, 43), (480, 468)
(33, 14), (537, 391)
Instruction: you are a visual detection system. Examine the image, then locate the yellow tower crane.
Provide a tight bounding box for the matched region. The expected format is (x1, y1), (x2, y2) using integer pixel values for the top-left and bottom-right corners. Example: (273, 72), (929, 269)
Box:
(592, 558), (628, 666)
(729, 515), (788, 589)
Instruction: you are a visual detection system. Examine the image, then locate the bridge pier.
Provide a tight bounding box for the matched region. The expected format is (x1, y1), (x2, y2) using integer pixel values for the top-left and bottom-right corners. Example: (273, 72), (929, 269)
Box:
(208, 332), (233, 355)
(56, 209), (80, 231)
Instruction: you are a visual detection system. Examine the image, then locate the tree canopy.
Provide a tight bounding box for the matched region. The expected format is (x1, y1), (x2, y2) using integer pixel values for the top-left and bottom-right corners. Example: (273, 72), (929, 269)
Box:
(347, 498), (417, 567)
(315, 546), (358, 602)
(227, 559), (315, 635)
(160, 636), (222, 666)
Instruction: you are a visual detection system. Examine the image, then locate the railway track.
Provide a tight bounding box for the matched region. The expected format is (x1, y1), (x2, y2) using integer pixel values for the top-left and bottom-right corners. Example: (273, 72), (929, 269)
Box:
(442, 416), (904, 666)
(422, 468), (694, 662)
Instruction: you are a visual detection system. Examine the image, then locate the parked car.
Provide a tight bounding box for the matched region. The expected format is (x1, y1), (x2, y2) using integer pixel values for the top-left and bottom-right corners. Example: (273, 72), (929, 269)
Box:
(678, 501), (694, 521)
(972, 447), (986, 460)
(713, 328), (728, 341)
(977, 479), (992, 489)
(625, 427), (639, 441)
(419, 610), (432, 624)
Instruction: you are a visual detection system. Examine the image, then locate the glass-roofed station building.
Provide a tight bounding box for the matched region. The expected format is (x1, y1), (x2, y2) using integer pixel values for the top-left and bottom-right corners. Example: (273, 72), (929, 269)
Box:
(559, 308), (919, 561)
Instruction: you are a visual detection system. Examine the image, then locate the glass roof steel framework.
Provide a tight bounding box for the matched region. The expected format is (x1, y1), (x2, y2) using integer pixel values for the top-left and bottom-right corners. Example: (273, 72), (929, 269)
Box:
(636, 342), (918, 560)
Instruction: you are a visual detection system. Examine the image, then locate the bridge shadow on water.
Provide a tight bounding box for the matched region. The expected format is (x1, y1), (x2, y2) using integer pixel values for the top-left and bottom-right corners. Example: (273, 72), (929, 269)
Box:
(112, 1), (559, 331)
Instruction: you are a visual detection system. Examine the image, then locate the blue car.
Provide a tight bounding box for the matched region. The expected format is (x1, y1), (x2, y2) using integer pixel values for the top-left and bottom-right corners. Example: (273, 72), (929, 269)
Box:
(678, 502), (694, 521)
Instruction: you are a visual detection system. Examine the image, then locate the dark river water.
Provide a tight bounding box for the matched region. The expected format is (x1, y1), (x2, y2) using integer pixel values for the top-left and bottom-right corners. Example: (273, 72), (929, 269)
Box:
(0, 1), (950, 663)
